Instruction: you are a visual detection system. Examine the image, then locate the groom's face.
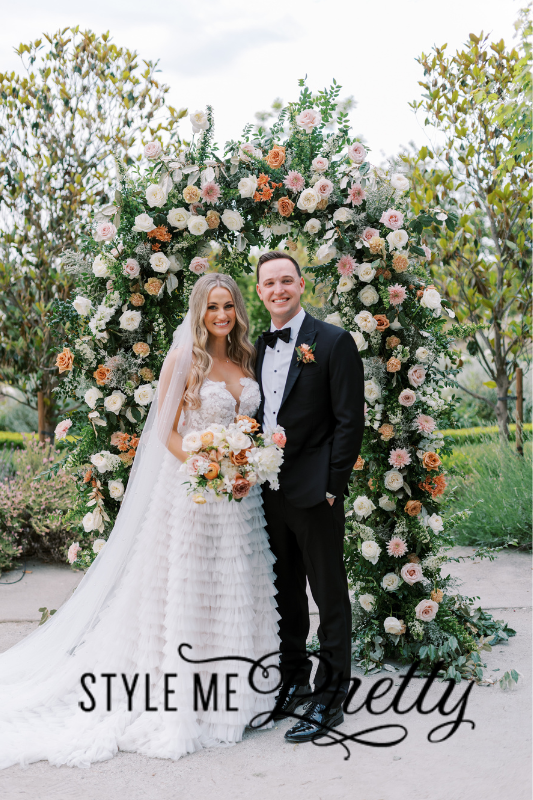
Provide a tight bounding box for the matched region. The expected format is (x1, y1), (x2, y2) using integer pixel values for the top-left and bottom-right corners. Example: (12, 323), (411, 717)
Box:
(256, 259), (305, 327)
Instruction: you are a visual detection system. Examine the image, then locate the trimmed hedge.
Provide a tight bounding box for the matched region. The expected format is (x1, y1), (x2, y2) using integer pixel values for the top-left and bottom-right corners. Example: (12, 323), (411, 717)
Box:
(440, 423), (532, 444)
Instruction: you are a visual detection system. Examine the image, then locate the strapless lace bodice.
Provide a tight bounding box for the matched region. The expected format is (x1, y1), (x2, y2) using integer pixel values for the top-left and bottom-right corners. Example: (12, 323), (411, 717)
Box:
(181, 377), (261, 434)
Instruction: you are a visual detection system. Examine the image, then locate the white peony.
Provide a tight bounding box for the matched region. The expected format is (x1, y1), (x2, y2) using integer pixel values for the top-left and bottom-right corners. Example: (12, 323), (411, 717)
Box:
(361, 539), (381, 564)
(73, 296), (92, 316)
(92, 537), (107, 553)
(237, 175), (258, 198)
(332, 207), (352, 223)
(415, 346), (431, 362)
(182, 432), (202, 452)
(353, 495), (376, 520)
(364, 379), (382, 404)
(355, 310), (378, 333)
(150, 252), (170, 273)
(103, 391), (126, 414)
(382, 573), (400, 592)
(390, 173), (410, 192)
(350, 330), (368, 351)
(187, 215), (209, 236)
(358, 594), (375, 612)
(379, 495), (397, 511)
(420, 287), (442, 311)
(145, 184), (167, 208)
(225, 428), (252, 453)
(358, 285), (379, 306)
(383, 469), (404, 491)
(303, 218), (321, 234)
(119, 310), (142, 331)
(296, 187), (319, 213)
(337, 275), (354, 293)
(84, 387), (103, 409)
(190, 110), (209, 132)
(108, 480), (124, 500)
(384, 617), (404, 635)
(248, 445), (284, 482)
(357, 264), (376, 283)
(134, 383), (155, 406)
(221, 209), (244, 231)
(92, 255), (111, 278)
(132, 213), (156, 233)
(386, 229), (409, 250)
(324, 311), (344, 327)
(167, 207), (191, 229)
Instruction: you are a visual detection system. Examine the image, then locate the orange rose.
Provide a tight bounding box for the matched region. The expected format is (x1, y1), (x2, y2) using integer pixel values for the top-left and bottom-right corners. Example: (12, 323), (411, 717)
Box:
(230, 450), (250, 466)
(55, 347), (74, 373)
(405, 499), (422, 517)
(386, 336), (401, 349)
(353, 455), (365, 470)
(378, 423), (394, 441)
(386, 357), (402, 373)
(130, 293), (145, 307)
(237, 415), (260, 433)
(374, 315), (390, 332)
(407, 553), (421, 563)
(265, 145), (286, 169)
(422, 452), (442, 471)
(204, 462), (220, 480)
(206, 210), (220, 229)
(278, 196), (295, 218)
(431, 589), (444, 603)
(93, 364), (111, 386)
(392, 253), (409, 273)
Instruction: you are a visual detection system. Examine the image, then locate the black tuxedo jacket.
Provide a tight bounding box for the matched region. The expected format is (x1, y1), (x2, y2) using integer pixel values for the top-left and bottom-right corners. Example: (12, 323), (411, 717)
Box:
(255, 312), (365, 508)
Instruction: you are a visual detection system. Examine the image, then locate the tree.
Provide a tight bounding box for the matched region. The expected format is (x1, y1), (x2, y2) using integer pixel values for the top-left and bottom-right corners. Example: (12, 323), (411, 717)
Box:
(405, 15), (532, 437)
(0, 27), (184, 440)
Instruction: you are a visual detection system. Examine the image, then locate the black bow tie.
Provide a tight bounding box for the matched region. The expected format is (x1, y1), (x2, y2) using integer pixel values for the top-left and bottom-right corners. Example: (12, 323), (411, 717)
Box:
(262, 328), (291, 348)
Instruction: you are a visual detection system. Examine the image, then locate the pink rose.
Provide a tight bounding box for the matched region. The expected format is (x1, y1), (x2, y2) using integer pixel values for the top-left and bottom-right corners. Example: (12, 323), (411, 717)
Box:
(400, 562), (424, 585)
(295, 108), (322, 133)
(187, 454), (210, 476)
(408, 365), (427, 388)
(314, 177), (334, 199)
(144, 141), (162, 160)
(311, 157), (329, 173)
(272, 432), (287, 448)
(94, 222), (117, 242)
(347, 143), (367, 164)
(67, 542), (81, 564)
(362, 227), (379, 242)
(123, 259), (141, 279)
(189, 257), (209, 275)
(380, 208), (405, 230)
(415, 598), (439, 622)
(55, 418), (72, 441)
(398, 389), (416, 407)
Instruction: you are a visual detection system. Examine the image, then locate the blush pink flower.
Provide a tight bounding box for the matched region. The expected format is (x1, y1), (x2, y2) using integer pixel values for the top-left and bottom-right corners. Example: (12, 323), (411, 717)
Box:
(416, 414), (437, 434)
(421, 245), (431, 261)
(380, 208), (405, 230)
(200, 182), (221, 205)
(387, 537), (408, 558)
(314, 177), (334, 199)
(123, 258), (140, 279)
(408, 365), (427, 388)
(311, 156), (329, 172)
(189, 257), (209, 275)
(54, 418), (72, 441)
(362, 227), (379, 242)
(415, 598), (439, 621)
(348, 184), (366, 206)
(272, 432), (287, 448)
(94, 221), (117, 242)
(401, 562), (424, 585)
(398, 389), (417, 407)
(283, 171), (305, 192)
(388, 284), (407, 306)
(336, 254), (357, 276)
(347, 143), (367, 164)
(388, 448), (411, 468)
(67, 542), (81, 564)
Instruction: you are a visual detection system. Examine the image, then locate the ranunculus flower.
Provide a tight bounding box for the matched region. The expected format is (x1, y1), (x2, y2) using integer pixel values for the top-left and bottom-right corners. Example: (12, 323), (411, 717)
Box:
(384, 469), (404, 492)
(73, 296), (92, 316)
(104, 391), (126, 414)
(355, 310), (378, 333)
(358, 285), (379, 306)
(364, 379), (382, 404)
(144, 141), (162, 160)
(314, 177), (334, 199)
(55, 418), (72, 440)
(401, 562), (424, 585)
(132, 213), (156, 233)
(150, 252), (170, 273)
(134, 383), (155, 406)
(398, 389), (417, 407)
(387, 229), (409, 250)
(94, 221), (117, 242)
(347, 143), (367, 163)
(361, 539), (381, 563)
(238, 175), (258, 198)
(357, 264), (376, 283)
(384, 617), (406, 635)
(297, 187), (319, 213)
(415, 598), (439, 622)
(408, 365), (427, 388)
(350, 330), (368, 351)
(146, 184), (167, 208)
(167, 207), (191, 229)
(67, 542), (81, 563)
(119, 310), (142, 331)
(190, 110), (209, 132)
(311, 156), (329, 172)
(187, 215), (209, 236)
(359, 593), (375, 612)
(382, 573), (400, 592)
(189, 257), (209, 275)
(221, 209), (244, 231)
(92, 255), (111, 278)
(296, 108), (322, 133)
(108, 479), (125, 499)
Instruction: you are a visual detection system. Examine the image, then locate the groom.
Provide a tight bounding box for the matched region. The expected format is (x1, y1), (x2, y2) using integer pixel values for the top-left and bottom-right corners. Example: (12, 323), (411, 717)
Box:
(255, 251), (364, 743)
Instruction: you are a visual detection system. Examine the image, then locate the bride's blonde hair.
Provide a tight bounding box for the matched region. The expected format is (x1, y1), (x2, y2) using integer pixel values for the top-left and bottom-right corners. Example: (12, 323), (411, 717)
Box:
(184, 273), (255, 409)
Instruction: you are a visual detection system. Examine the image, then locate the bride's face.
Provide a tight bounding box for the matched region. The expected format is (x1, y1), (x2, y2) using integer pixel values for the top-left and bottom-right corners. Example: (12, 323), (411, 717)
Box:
(204, 286), (237, 339)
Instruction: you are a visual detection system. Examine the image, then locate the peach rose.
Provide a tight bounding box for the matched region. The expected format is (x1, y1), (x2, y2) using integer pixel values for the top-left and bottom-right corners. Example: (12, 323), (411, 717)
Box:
(206, 210), (220, 229)
(405, 499), (422, 516)
(392, 253), (409, 273)
(386, 336), (401, 349)
(431, 589), (444, 603)
(232, 475), (251, 499)
(374, 315), (390, 332)
(204, 462), (220, 480)
(401, 562), (424, 585)
(130, 293), (145, 307)
(272, 432), (287, 448)
(387, 357), (402, 373)
(145, 278), (164, 296)
(415, 598), (439, 622)
(278, 196), (295, 217)
(93, 365), (111, 386)
(230, 450), (250, 466)
(378, 423), (395, 441)
(183, 185), (201, 203)
(265, 145), (286, 169)
(422, 452), (442, 471)
(368, 236), (385, 254)
(353, 455), (365, 470)
(133, 342), (150, 357)
(55, 347), (74, 373)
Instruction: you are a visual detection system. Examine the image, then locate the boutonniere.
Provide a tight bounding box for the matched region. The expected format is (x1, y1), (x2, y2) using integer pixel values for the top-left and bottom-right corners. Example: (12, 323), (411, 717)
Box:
(296, 343), (316, 364)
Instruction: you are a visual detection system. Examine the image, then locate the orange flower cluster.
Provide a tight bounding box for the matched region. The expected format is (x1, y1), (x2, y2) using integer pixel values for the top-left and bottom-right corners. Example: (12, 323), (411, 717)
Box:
(253, 173), (283, 203)
(353, 455), (365, 470)
(110, 431), (140, 459)
(237, 415), (260, 432)
(419, 473), (447, 498)
(147, 225), (172, 242)
(376, 268), (392, 280)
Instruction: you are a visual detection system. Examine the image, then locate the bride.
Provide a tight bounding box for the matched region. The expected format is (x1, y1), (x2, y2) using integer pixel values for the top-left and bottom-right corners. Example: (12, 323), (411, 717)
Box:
(0, 273), (280, 769)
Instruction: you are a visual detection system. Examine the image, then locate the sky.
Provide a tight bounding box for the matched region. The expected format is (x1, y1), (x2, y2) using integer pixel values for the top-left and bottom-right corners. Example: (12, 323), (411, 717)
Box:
(0, 0), (520, 160)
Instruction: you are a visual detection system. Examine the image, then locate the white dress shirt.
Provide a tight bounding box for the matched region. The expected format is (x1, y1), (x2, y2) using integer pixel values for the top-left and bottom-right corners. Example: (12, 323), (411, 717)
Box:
(261, 307), (306, 433)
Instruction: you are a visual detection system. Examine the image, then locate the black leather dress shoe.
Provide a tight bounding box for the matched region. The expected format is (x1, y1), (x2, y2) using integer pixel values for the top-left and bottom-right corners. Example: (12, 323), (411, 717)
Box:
(284, 701), (344, 743)
(272, 684), (312, 721)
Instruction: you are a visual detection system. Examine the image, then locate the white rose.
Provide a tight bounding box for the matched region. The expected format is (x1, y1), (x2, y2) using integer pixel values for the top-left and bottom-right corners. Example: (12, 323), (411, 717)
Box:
(190, 110), (209, 132)
(150, 252), (170, 273)
(73, 296), (92, 316)
(271, 221), (291, 235)
(361, 539), (381, 564)
(359, 594), (375, 612)
(108, 480), (125, 500)
(382, 573), (400, 592)
(167, 207), (191, 229)
(91, 452), (110, 473)
(303, 218), (321, 234)
(92, 255), (111, 278)
(357, 264), (376, 283)
(415, 347), (431, 362)
(387, 229), (409, 250)
(378, 495), (396, 511)
(145, 184), (167, 208)
(353, 496), (376, 520)
(337, 275), (354, 293)
(119, 310), (141, 331)
(221, 209), (244, 231)
(186, 215), (208, 236)
(167, 255), (183, 273)
(103, 391), (126, 414)
(237, 175), (258, 198)
(364, 379), (382, 404)
(384, 469), (404, 492)
(82, 512), (96, 533)
(132, 213), (156, 233)
(143, 141), (162, 160)
(420, 288), (442, 311)
(297, 187), (319, 213)
(324, 311), (344, 327)
(355, 310), (378, 333)
(390, 173), (410, 192)
(316, 243), (337, 263)
(182, 432), (202, 452)
(384, 617), (404, 635)
(358, 285), (379, 306)
(311, 156), (329, 172)
(226, 428), (252, 452)
(92, 537), (107, 553)
(332, 207), (352, 223)
(425, 513), (444, 533)
(350, 330), (368, 351)
(134, 383), (155, 406)
(84, 387), (103, 409)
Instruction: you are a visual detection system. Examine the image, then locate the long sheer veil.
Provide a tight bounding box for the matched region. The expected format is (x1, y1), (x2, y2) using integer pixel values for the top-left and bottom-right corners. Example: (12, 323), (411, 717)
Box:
(0, 312), (193, 691)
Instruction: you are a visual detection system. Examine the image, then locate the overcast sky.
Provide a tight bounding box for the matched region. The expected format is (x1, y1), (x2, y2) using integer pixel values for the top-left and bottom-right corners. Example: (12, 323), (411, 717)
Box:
(0, 0), (519, 159)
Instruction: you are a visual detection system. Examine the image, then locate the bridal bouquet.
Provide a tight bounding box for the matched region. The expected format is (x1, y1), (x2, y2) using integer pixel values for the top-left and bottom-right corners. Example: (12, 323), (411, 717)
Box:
(180, 416), (286, 503)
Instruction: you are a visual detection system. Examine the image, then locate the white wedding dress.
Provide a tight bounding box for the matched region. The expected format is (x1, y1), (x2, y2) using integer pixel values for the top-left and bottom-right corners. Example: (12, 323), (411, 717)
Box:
(0, 377), (280, 769)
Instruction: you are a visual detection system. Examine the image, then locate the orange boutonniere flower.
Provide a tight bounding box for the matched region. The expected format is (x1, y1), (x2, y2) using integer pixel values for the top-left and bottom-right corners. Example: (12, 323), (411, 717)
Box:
(296, 343), (316, 364)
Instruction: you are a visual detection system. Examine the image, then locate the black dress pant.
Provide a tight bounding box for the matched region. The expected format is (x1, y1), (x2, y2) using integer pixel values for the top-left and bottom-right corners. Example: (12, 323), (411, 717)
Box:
(262, 486), (352, 706)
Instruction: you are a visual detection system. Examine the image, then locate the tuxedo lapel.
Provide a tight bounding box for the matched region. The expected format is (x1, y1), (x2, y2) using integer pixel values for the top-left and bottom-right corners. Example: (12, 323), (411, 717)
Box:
(255, 335), (267, 397)
(279, 312), (317, 411)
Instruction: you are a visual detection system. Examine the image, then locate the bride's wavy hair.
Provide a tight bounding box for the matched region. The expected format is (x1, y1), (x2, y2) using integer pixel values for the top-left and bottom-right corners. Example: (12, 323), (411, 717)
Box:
(184, 273), (255, 409)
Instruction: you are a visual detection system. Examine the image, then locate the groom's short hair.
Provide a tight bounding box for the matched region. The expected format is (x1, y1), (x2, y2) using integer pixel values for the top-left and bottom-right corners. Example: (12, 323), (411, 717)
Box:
(256, 251), (302, 282)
